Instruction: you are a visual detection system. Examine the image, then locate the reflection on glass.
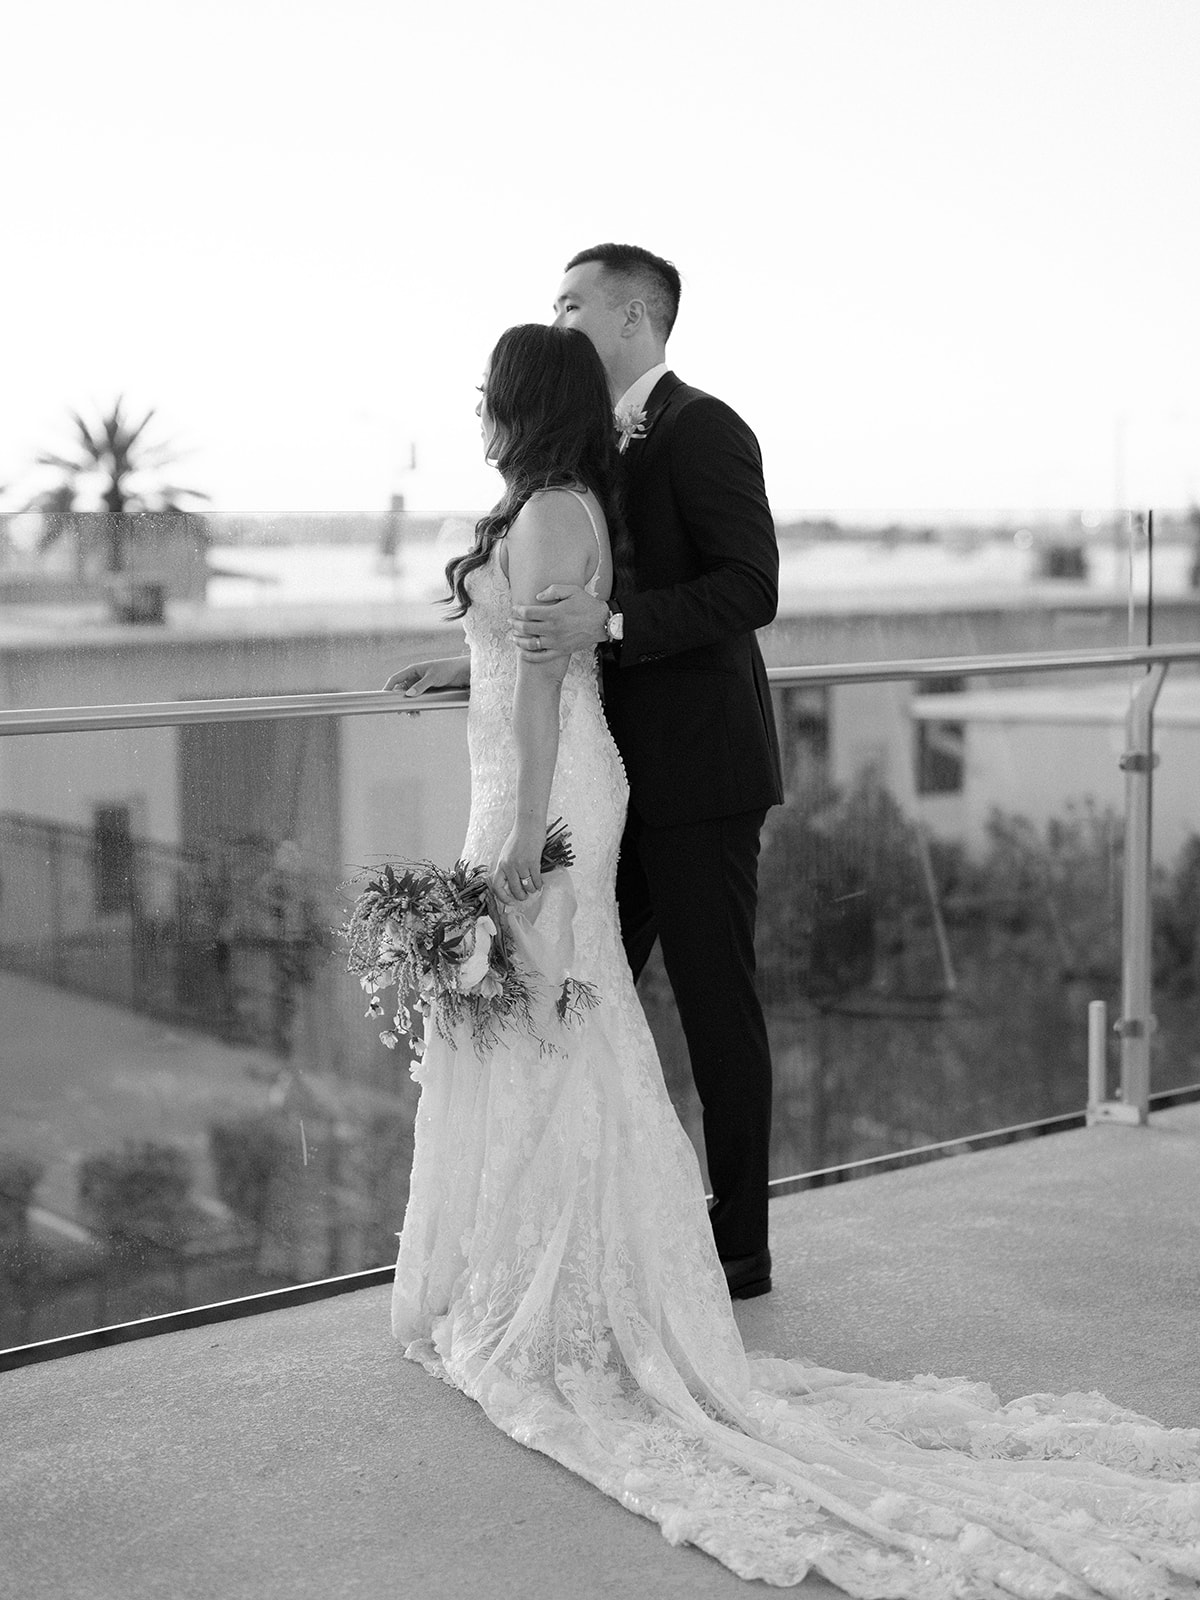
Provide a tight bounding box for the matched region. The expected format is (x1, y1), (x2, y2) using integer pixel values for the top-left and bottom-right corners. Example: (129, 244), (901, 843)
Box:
(638, 667), (1200, 1187)
(0, 711), (470, 1351)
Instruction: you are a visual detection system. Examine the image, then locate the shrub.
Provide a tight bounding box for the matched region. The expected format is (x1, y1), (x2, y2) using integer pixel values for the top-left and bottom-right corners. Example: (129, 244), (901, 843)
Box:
(78, 1140), (193, 1252)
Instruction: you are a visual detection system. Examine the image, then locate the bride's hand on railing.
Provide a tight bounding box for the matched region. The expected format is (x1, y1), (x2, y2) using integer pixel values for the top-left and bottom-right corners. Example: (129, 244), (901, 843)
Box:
(383, 656), (470, 697)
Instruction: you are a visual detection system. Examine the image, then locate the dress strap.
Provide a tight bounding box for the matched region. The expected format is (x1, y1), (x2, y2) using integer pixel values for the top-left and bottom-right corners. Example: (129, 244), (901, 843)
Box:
(564, 489), (605, 594)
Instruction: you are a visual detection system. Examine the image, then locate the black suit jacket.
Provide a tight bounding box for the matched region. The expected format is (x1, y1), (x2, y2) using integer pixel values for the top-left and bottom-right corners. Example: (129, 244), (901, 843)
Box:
(601, 372), (784, 826)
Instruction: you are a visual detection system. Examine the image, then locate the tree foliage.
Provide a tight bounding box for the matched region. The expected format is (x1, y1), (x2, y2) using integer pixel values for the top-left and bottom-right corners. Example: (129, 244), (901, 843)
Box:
(756, 771), (944, 1004)
(209, 1115), (288, 1232)
(16, 396), (208, 572)
(78, 1140), (194, 1253)
(754, 773), (1200, 1166)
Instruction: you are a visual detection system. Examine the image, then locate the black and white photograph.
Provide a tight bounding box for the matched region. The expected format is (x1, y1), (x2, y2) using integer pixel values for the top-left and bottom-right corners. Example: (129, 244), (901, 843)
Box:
(3, 3), (1200, 1596)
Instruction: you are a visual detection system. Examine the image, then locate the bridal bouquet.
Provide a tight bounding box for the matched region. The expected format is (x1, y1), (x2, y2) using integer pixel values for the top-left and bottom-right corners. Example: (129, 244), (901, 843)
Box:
(340, 819), (598, 1059)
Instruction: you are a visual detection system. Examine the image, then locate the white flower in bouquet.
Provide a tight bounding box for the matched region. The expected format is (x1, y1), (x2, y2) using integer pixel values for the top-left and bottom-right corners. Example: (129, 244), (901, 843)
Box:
(458, 915), (498, 991)
(477, 970), (504, 1001)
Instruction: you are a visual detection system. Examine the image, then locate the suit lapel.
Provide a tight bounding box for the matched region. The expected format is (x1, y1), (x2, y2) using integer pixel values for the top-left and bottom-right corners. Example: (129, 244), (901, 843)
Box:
(622, 371), (682, 483)
(638, 371), (681, 440)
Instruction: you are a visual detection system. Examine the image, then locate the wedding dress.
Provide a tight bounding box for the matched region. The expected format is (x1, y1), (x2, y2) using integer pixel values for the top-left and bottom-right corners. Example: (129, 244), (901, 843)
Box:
(392, 499), (1200, 1598)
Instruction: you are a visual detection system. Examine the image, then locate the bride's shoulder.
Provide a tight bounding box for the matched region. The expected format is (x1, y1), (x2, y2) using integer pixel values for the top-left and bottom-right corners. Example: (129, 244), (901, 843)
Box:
(512, 488), (599, 543)
(524, 483), (590, 511)
(506, 490), (601, 589)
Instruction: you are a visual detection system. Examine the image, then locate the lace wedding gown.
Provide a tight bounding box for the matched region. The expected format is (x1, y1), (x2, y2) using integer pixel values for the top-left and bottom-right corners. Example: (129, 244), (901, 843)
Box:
(392, 525), (1200, 1598)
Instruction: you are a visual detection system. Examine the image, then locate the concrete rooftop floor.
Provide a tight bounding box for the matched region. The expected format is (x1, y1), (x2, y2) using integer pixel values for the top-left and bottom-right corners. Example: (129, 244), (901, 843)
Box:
(4, 1102), (1199, 1600)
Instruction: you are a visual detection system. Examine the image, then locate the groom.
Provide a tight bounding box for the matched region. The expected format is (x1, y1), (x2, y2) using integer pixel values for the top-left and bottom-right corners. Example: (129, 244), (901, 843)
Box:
(512, 243), (784, 1298)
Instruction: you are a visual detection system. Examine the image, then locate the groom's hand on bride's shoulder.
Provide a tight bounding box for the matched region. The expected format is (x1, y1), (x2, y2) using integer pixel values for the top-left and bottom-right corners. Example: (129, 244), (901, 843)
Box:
(383, 656), (470, 698)
(511, 585), (608, 661)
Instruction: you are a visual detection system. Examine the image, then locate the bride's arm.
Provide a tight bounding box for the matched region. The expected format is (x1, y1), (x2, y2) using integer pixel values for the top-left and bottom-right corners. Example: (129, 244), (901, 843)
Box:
(494, 494), (592, 903)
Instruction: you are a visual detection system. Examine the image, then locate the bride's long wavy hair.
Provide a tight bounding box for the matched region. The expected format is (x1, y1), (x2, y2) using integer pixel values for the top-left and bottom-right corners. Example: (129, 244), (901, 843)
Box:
(444, 324), (632, 617)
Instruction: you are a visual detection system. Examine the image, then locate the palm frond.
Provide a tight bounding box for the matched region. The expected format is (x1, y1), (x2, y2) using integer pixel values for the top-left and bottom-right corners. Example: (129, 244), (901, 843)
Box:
(34, 451), (84, 475)
(137, 442), (184, 471)
(155, 484), (211, 505)
(69, 408), (108, 463)
(103, 400), (161, 480)
(103, 396), (124, 443)
(18, 482), (75, 529)
(124, 404), (157, 452)
(35, 483), (77, 510)
(29, 482), (80, 549)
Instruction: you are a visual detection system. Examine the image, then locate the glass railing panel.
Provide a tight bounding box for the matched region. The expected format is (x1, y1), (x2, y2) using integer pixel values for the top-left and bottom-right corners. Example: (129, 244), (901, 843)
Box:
(2, 504), (1198, 1352)
(760, 507), (1200, 674)
(686, 661), (1198, 1183)
(2, 667), (1197, 1356)
(0, 510), (472, 714)
(0, 706), (470, 1351)
(1144, 662), (1200, 1100)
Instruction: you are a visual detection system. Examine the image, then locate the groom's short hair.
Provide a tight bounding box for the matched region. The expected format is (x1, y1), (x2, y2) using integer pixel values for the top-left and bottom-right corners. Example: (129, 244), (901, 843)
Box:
(565, 243), (682, 340)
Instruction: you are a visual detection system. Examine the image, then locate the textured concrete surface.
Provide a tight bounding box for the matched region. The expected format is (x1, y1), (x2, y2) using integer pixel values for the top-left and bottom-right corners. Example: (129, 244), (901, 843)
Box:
(3, 1104), (1198, 1600)
(738, 1103), (1200, 1428)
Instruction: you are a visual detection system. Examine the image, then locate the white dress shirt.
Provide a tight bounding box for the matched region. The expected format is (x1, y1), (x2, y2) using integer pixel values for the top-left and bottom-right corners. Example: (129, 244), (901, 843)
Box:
(614, 361), (670, 420)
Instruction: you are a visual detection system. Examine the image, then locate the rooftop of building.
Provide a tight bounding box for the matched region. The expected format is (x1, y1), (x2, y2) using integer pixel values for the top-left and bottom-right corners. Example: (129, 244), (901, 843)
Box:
(0, 579), (1193, 657)
(912, 674), (1200, 724)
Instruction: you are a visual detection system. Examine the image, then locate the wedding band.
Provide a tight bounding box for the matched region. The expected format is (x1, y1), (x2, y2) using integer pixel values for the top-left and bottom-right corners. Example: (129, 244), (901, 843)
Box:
(520, 877), (532, 887)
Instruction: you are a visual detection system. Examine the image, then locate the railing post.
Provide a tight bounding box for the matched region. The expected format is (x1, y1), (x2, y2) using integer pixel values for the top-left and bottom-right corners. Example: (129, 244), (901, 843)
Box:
(1086, 999), (1108, 1117)
(1114, 662), (1167, 1122)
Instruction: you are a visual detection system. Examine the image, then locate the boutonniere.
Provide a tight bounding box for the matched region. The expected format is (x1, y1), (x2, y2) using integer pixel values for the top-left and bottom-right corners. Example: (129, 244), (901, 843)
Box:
(614, 402), (648, 453)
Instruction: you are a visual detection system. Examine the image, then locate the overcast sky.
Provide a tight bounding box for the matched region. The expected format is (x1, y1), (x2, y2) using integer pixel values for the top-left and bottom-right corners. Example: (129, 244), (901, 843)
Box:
(4, 0), (1199, 517)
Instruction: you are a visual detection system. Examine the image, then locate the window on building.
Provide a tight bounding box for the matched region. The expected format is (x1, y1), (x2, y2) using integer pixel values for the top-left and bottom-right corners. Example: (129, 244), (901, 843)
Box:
(93, 804), (135, 913)
(914, 677), (966, 796)
(776, 685), (830, 789)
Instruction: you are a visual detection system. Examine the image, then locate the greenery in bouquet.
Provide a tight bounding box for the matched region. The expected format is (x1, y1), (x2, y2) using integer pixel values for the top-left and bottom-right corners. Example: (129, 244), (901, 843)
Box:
(340, 819), (597, 1059)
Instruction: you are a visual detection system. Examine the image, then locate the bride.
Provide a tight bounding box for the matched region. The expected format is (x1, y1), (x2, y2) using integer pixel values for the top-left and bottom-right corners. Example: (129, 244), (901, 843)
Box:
(384, 323), (1200, 1597)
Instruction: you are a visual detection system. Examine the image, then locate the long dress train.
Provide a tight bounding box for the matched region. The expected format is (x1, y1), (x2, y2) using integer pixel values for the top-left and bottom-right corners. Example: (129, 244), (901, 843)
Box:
(392, 546), (1200, 1598)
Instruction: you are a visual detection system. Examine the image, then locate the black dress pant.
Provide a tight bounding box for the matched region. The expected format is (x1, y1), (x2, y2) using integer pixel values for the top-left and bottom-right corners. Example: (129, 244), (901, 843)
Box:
(615, 806), (772, 1259)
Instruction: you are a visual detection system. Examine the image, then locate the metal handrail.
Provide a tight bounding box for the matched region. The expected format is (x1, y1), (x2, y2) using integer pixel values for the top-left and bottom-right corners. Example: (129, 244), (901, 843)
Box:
(766, 642), (1200, 688)
(0, 688), (469, 737)
(1, 642), (1199, 737)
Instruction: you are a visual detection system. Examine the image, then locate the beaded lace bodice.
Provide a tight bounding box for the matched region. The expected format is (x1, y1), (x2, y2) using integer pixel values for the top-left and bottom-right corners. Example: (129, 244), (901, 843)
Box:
(457, 495), (620, 935)
(392, 530), (1200, 1597)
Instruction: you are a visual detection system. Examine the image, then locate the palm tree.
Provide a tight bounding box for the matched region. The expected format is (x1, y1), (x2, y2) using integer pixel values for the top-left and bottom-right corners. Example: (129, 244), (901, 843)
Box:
(23, 396), (209, 574)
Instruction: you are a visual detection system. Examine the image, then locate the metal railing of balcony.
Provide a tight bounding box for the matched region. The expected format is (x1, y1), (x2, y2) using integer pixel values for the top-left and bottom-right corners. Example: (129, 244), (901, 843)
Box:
(0, 643), (1196, 738)
(3, 639), (1200, 1126)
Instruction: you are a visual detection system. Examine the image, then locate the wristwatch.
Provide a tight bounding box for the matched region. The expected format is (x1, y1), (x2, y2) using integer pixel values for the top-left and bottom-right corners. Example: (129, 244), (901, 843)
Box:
(604, 605), (624, 643)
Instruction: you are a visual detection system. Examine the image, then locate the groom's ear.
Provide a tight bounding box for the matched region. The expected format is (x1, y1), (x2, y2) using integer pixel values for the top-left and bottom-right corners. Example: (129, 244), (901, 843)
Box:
(620, 298), (648, 337)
